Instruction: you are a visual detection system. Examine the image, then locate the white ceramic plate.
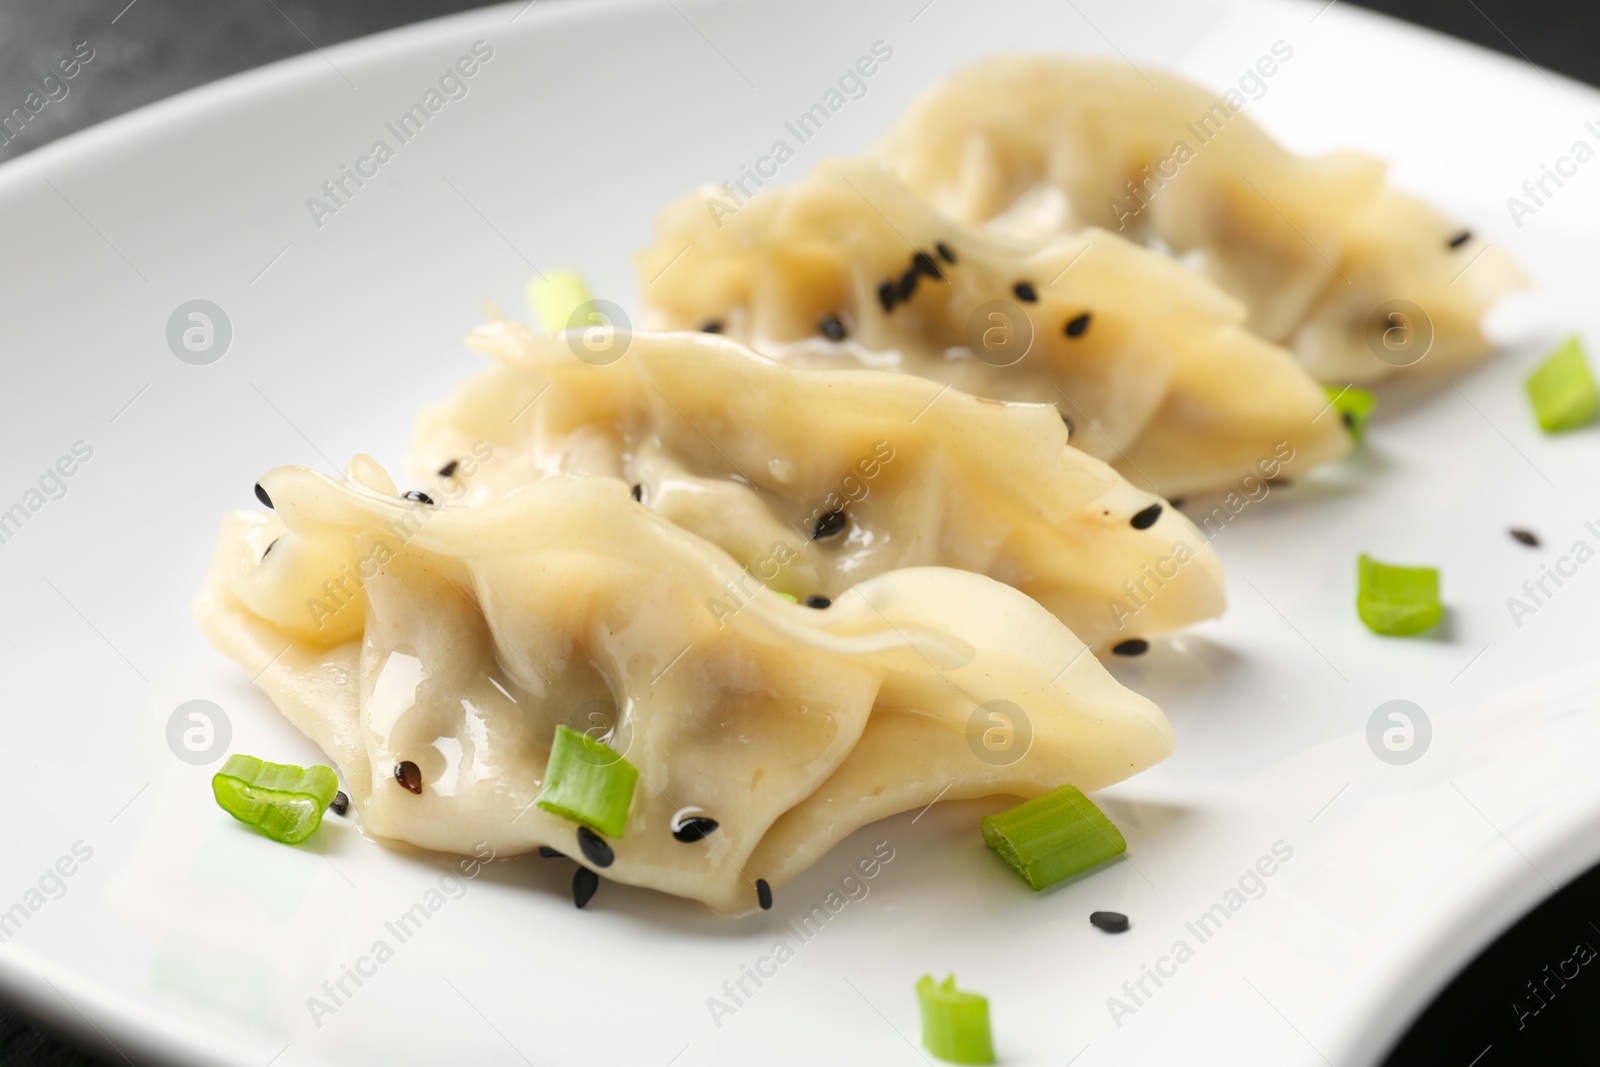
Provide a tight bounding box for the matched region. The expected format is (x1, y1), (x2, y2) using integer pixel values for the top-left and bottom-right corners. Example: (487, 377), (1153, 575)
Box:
(3, 0), (1598, 1063)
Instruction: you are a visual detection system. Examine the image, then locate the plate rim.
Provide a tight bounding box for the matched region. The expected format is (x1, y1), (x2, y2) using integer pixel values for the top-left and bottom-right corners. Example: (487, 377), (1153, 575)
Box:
(2, 1), (1596, 1064)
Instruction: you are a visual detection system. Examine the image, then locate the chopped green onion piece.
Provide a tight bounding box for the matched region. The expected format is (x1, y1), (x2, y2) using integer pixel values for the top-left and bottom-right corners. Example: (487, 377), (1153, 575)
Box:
(528, 270), (593, 334)
(1325, 385), (1376, 442)
(212, 755), (339, 845)
(981, 785), (1125, 891)
(1357, 553), (1443, 636)
(916, 974), (996, 1065)
(1526, 335), (1598, 433)
(775, 591), (799, 603)
(536, 724), (639, 838)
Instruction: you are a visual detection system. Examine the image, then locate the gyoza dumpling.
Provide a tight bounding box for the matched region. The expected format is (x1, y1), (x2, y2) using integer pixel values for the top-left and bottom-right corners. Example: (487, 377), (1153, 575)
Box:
(874, 55), (1525, 383)
(194, 460), (1174, 913)
(748, 566), (1172, 885)
(636, 157), (1349, 496)
(409, 324), (1226, 650)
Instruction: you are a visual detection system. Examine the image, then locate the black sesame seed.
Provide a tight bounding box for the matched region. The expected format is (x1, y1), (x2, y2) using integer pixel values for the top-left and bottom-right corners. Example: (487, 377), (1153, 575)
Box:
(804, 595), (832, 609)
(701, 321), (724, 334)
(538, 845), (565, 858)
(403, 490), (435, 506)
(1510, 528), (1540, 547)
(1342, 411), (1356, 430)
(1090, 910), (1130, 933)
(1065, 312), (1092, 338)
(819, 314), (847, 341)
(437, 459), (459, 478)
(1169, 498), (1186, 509)
(395, 761), (422, 794)
(673, 816), (720, 843)
(576, 826), (615, 868)
(1112, 638), (1149, 657)
(329, 790), (348, 816)
(756, 879), (773, 910)
(898, 269), (919, 301)
(1130, 503), (1163, 530)
(254, 481), (273, 509)
(877, 280), (897, 313)
(631, 483), (645, 503)
(1266, 478), (1292, 488)
(935, 241), (957, 264)
(911, 251), (943, 280)
(1448, 230), (1472, 249)
(262, 538), (278, 561)
(811, 509), (848, 540)
(573, 867), (599, 909)
(1013, 282), (1038, 303)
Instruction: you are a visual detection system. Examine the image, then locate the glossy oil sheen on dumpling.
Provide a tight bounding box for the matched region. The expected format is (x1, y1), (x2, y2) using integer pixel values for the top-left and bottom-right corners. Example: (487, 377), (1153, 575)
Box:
(193, 462), (1174, 914)
(409, 325), (1225, 650)
(635, 158), (1349, 496)
(874, 55), (1526, 383)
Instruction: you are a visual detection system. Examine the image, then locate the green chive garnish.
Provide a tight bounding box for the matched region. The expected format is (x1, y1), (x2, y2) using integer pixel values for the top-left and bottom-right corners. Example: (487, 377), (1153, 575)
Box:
(536, 724), (639, 838)
(1526, 335), (1598, 433)
(212, 754), (339, 845)
(775, 591), (799, 603)
(981, 786), (1126, 891)
(916, 974), (996, 1065)
(1325, 384), (1376, 442)
(1357, 553), (1443, 636)
(528, 270), (593, 334)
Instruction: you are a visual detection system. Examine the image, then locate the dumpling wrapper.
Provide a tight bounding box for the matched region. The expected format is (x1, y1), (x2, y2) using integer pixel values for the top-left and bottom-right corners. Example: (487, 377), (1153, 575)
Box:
(409, 325), (1226, 650)
(874, 55), (1526, 383)
(194, 464), (1174, 914)
(635, 158), (1350, 496)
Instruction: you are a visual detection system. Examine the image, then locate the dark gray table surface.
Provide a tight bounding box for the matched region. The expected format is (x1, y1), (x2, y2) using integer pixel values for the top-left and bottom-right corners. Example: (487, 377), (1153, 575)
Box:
(0, 0), (1585, 1063)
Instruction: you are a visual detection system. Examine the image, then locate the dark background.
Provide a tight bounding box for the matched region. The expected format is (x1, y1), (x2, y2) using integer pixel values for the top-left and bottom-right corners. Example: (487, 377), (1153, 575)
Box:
(0, 0), (1590, 1064)
(0, 0), (1594, 165)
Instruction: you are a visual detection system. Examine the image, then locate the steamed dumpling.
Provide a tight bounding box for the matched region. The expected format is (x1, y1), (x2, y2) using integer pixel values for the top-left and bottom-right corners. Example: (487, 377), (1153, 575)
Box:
(635, 158), (1350, 496)
(874, 56), (1525, 383)
(194, 461), (1174, 913)
(409, 325), (1226, 650)
(747, 567), (1171, 885)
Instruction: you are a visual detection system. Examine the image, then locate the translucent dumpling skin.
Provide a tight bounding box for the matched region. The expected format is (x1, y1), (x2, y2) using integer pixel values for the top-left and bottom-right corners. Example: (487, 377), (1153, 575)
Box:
(194, 463), (1174, 914)
(874, 55), (1526, 383)
(635, 158), (1350, 496)
(410, 325), (1227, 650)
